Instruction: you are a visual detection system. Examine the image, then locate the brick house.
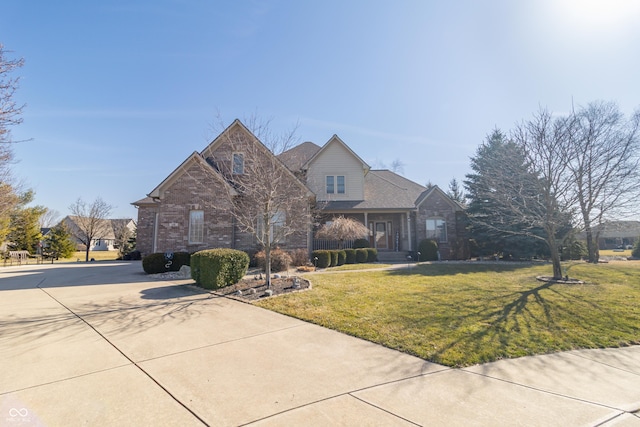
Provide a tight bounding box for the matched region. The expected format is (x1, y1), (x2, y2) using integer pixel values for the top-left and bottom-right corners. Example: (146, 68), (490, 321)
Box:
(133, 120), (467, 260)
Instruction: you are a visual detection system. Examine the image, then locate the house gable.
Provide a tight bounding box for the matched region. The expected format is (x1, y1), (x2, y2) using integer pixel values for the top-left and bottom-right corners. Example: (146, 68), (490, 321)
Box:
(146, 152), (237, 200)
(303, 135), (370, 202)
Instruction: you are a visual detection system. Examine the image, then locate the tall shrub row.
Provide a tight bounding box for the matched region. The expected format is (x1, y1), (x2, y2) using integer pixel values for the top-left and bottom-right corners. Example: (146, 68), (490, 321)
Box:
(312, 248), (377, 268)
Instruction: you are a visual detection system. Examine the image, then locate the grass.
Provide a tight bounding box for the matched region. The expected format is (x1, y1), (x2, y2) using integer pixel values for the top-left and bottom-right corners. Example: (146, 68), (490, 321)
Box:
(256, 261), (640, 367)
(60, 251), (121, 262)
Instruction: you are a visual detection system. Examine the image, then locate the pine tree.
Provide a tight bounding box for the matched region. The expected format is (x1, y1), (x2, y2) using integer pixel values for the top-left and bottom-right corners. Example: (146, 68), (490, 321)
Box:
(44, 223), (76, 259)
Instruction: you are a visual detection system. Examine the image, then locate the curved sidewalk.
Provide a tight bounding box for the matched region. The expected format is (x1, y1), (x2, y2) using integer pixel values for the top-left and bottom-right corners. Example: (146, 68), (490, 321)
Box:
(1, 262), (639, 426)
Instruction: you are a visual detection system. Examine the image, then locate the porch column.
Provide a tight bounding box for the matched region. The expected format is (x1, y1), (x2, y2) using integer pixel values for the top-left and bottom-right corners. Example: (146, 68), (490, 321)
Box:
(364, 212), (368, 226)
(407, 213), (412, 251)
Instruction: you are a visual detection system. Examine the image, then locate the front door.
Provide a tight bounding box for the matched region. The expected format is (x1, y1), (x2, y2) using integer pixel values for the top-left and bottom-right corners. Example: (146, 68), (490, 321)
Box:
(375, 222), (388, 249)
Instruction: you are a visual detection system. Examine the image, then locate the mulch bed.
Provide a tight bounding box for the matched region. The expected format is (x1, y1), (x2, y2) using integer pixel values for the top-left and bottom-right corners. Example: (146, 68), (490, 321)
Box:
(210, 275), (311, 302)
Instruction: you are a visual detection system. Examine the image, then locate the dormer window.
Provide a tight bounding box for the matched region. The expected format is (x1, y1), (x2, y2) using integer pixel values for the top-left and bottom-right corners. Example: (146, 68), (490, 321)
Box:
(326, 175), (345, 194)
(233, 153), (244, 175)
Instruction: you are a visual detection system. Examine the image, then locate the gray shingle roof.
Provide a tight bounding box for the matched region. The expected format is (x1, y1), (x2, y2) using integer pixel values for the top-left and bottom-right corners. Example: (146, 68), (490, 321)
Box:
(278, 141), (321, 172)
(322, 170), (427, 211)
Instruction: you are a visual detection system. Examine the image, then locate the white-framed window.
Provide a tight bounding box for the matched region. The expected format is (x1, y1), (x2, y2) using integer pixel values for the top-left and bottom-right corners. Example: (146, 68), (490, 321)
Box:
(189, 210), (204, 244)
(233, 153), (244, 175)
(257, 211), (286, 244)
(326, 175), (345, 194)
(426, 218), (447, 242)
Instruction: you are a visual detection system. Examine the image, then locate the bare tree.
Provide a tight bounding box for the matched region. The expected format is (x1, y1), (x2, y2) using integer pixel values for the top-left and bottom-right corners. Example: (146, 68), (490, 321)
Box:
(315, 216), (369, 248)
(211, 117), (312, 288)
(564, 101), (640, 263)
(0, 45), (25, 240)
(68, 197), (113, 262)
(39, 208), (61, 229)
(511, 109), (576, 279)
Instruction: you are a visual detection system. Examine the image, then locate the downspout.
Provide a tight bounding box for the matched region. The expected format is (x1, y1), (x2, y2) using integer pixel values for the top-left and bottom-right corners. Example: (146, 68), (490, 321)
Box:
(153, 211), (159, 253)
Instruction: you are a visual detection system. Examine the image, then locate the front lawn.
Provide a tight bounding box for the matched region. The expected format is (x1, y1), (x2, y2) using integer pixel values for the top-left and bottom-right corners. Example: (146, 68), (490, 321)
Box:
(256, 261), (640, 367)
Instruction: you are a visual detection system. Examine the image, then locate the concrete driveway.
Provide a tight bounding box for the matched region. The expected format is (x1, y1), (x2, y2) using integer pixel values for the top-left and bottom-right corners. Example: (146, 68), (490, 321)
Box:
(1, 262), (639, 426)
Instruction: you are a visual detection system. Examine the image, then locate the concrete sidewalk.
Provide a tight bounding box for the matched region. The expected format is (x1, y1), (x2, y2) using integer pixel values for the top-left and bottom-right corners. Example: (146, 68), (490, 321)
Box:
(1, 262), (639, 426)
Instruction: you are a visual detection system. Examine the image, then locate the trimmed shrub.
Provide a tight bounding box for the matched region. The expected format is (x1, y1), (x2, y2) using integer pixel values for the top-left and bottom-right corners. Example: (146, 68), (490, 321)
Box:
(191, 248), (249, 290)
(418, 239), (439, 261)
(344, 248), (356, 264)
(355, 248), (368, 263)
(312, 250), (331, 268)
(329, 250), (339, 267)
(353, 238), (370, 249)
(366, 248), (378, 263)
(632, 239), (640, 259)
(255, 249), (292, 273)
(288, 248), (309, 266)
(336, 250), (346, 266)
(142, 251), (190, 274)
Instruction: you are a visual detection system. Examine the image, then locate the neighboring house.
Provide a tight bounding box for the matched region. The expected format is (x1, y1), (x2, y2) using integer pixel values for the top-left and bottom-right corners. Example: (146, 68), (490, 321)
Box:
(578, 221), (640, 250)
(133, 119), (467, 260)
(61, 216), (136, 251)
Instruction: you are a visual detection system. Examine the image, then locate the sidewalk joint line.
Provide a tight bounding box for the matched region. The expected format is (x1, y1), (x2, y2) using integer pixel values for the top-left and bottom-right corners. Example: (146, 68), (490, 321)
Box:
(36, 285), (210, 427)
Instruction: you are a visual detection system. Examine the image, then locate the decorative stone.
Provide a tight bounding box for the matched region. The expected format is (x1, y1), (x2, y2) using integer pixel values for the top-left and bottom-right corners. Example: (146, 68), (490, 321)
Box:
(265, 289), (273, 297)
(249, 288), (257, 294)
(273, 274), (281, 279)
(235, 290), (243, 296)
(179, 265), (191, 278)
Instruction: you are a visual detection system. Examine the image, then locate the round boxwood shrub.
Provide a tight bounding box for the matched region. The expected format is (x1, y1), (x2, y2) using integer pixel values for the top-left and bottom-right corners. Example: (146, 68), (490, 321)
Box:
(254, 249), (292, 272)
(191, 248), (249, 289)
(366, 248), (378, 263)
(353, 238), (370, 249)
(142, 251), (190, 274)
(355, 248), (368, 263)
(418, 239), (439, 261)
(311, 250), (331, 268)
(344, 248), (356, 264)
(328, 250), (338, 267)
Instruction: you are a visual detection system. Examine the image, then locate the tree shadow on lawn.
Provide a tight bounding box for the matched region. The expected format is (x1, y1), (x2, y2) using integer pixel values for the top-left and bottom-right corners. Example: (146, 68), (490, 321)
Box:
(388, 261), (543, 278)
(419, 279), (632, 367)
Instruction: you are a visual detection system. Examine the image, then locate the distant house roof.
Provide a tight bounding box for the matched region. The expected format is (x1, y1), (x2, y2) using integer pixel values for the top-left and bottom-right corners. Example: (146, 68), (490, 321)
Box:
(62, 216), (136, 240)
(591, 221), (640, 238)
(322, 169), (427, 211)
(278, 141), (321, 171)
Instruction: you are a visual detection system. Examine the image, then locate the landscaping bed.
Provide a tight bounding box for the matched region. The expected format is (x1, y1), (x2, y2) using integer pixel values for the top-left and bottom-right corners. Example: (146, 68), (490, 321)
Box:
(211, 275), (311, 301)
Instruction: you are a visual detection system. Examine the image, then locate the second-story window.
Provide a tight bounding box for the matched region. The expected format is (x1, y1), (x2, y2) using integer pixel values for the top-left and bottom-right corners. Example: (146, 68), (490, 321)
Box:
(326, 176), (334, 194)
(337, 175), (345, 194)
(326, 175), (345, 194)
(233, 153), (244, 175)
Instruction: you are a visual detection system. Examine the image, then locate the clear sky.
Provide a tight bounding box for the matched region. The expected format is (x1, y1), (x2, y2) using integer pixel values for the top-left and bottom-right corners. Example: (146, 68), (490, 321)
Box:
(2, 0), (639, 222)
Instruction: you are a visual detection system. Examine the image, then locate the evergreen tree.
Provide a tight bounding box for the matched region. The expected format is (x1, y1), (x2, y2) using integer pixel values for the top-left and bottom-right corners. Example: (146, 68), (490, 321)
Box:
(464, 129), (547, 259)
(7, 191), (45, 253)
(44, 223), (76, 259)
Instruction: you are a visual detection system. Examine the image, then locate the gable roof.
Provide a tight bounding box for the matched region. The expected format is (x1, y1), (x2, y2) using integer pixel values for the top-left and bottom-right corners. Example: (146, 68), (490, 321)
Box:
(301, 135), (370, 172)
(278, 141), (321, 172)
(415, 185), (464, 211)
(321, 169), (427, 211)
(146, 151), (237, 200)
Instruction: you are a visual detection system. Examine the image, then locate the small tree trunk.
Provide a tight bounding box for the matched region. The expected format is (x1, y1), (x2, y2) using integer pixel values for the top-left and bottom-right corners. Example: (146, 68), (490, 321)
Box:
(85, 246), (90, 262)
(265, 244), (272, 289)
(549, 243), (563, 280)
(585, 227), (598, 264)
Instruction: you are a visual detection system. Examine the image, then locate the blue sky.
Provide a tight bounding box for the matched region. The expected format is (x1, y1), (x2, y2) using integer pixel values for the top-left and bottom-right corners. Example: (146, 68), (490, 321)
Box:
(2, 0), (639, 221)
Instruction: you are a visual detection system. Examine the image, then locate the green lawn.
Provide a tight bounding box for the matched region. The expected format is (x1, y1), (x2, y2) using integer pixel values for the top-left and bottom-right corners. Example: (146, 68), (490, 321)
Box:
(257, 261), (640, 367)
(60, 251), (121, 262)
